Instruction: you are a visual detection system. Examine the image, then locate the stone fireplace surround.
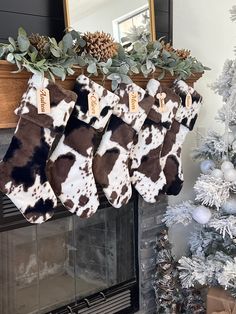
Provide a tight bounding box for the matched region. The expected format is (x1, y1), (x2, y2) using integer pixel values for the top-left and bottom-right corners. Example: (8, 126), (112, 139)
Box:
(0, 128), (167, 314)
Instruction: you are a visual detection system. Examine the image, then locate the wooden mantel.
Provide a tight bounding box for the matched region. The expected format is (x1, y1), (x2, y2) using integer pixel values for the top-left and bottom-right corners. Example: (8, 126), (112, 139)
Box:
(0, 60), (203, 129)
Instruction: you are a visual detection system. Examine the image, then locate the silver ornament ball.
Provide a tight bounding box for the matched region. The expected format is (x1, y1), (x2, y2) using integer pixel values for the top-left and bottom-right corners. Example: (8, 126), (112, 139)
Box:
(200, 160), (215, 174)
(223, 168), (236, 182)
(211, 168), (224, 179)
(192, 205), (212, 224)
(222, 197), (236, 214)
(221, 161), (234, 173)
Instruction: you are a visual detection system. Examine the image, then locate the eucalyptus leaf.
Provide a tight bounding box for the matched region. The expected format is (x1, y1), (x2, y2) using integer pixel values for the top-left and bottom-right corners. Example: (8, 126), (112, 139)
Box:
(119, 64), (129, 74)
(8, 44), (14, 53)
(158, 70), (166, 80)
(120, 74), (132, 84)
(30, 51), (38, 63)
(48, 70), (56, 82)
(62, 32), (73, 53)
(116, 44), (126, 59)
(6, 53), (14, 63)
(50, 47), (61, 58)
(18, 27), (27, 37)
(133, 41), (143, 52)
(36, 59), (47, 67)
(102, 67), (109, 74)
(51, 67), (66, 79)
(78, 38), (86, 47)
(162, 49), (171, 58)
(8, 37), (16, 50)
(0, 26), (207, 82)
(14, 54), (22, 61)
(130, 66), (139, 74)
(67, 67), (74, 75)
(49, 37), (58, 46)
(146, 59), (153, 70)
(58, 41), (64, 50)
(17, 35), (30, 52)
(75, 56), (86, 67)
(0, 47), (5, 58)
(153, 41), (163, 50)
(107, 73), (121, 81)
(87, 62), (97, 74)
(25, 64), (41, 75)
(70, 30), (80, 40)
(169, 68), (174, 76)
(111, 79), (119, 91)
(140, 64), (149, 75)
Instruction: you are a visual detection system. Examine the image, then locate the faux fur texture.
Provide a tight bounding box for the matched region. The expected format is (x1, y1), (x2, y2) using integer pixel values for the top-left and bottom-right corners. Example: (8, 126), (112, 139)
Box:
(74, 75), (120, 131)
(130, 79), (181, 203)
(93, 83), (154, 208)
(47, 76), (120, 217)
(0, 74), (77, 223)
(161, 80), (203, 195)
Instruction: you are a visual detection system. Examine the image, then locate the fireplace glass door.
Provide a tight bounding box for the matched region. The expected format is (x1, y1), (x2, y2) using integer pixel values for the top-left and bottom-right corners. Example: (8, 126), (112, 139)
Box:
(0, 202), (137, 314)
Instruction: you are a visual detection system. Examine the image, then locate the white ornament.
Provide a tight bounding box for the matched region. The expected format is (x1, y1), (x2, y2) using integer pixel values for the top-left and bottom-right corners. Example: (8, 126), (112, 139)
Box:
(223, 168), (236, 182)
(211, 169), (224, 179)
(221, 161), (234, 173)
(232, 140), (236, 151)
(200, 160), (215, 174)
(192, 205), (212, 224)
(222, 197), (236, 214)
(224, 132), (235, 145)
(229, 125), (236, 134)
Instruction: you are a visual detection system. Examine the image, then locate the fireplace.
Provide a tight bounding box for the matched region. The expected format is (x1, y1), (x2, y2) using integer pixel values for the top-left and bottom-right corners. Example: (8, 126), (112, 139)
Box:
(0, 194), (140, 314)
(0, 129), (167, 314)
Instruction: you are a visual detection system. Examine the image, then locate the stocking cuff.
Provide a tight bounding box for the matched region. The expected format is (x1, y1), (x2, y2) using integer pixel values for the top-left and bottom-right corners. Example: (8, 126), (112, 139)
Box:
(114, 83), (154, 132)
(15, 74), (77, 133)
(73, 75), (120, 131)
(146, 79), (180, 129)
(173, 80), (202, 130)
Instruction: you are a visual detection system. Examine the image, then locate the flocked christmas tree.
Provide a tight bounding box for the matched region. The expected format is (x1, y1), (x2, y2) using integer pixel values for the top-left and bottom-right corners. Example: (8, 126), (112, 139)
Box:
(161, 6), (236, 302)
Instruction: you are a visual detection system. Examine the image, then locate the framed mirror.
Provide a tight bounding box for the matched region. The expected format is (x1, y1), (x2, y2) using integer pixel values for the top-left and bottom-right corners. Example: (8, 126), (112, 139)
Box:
(63, 0), (173, 43)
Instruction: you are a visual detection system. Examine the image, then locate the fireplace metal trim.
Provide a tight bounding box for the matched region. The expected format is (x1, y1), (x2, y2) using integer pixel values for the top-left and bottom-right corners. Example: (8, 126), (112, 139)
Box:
(48, 279), (139, 314)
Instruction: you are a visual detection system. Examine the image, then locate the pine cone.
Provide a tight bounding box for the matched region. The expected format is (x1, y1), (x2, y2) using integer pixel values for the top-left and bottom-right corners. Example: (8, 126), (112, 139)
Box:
(83, 31), (117, 61)
(176, 49), (191, 59)
(161, 40), (175, 53)
(161, 40), (191, 59)
(29, 33), (50, 57)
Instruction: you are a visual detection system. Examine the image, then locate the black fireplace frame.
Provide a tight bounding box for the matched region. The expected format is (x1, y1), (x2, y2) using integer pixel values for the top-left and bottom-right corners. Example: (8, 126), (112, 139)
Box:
(0, 190), (140, 314)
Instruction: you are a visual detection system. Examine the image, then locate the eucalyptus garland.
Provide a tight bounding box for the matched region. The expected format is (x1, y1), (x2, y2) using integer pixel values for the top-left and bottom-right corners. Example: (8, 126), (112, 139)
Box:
(0, 27), (209, 89)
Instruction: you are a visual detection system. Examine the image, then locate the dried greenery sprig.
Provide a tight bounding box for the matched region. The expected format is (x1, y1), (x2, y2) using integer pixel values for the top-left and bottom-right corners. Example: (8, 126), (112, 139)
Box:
(0, 27), (209, 89)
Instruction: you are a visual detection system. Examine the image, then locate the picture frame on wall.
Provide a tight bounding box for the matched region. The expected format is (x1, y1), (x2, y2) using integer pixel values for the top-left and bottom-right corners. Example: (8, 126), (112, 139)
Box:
(63, 0), (173, 44)
(149, 0), (173, 42)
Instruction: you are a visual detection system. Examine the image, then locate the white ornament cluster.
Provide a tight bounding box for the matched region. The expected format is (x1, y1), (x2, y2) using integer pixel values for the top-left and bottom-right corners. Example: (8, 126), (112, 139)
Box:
(200, 159), (236, 183)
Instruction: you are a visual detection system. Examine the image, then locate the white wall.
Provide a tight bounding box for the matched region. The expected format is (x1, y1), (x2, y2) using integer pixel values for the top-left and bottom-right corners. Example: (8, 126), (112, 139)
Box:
(169, 0), (236, 205)
(169, 0), (236, 258)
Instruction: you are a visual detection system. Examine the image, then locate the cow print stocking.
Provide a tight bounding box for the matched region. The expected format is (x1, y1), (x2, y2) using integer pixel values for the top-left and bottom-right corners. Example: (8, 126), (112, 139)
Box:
(130, 79), (180, 203)
(47, 75), (120, 218)
(0, 74), (77, 223)
(93, 83), (154, 208)
(161, 80), (202, 195)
